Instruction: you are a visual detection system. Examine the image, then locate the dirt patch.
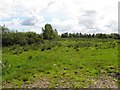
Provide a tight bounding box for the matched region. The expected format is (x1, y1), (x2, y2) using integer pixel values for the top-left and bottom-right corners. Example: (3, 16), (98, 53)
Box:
(90, 70), (118, 88)
(22, 77), (50, 88)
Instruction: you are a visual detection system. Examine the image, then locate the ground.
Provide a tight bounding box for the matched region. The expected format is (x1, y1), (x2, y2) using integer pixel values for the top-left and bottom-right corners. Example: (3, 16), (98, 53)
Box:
(2, 39), (119, 88)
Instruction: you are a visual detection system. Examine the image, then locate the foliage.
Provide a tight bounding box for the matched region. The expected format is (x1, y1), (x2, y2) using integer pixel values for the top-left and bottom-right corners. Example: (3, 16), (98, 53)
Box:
(1, 25), (120, 47)
(42, 24), (59, 40)
(61, 32), (120, 39)
(2, 31), (43, 46)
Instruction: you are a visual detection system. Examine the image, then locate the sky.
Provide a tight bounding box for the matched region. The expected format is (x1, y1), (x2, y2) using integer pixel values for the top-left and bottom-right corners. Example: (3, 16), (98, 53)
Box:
(0, 0), (119, 34)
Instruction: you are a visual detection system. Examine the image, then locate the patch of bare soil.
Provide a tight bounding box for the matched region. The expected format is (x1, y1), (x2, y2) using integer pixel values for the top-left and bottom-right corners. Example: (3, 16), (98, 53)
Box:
(22, 77), (50, 88)
(90, 70), (118, 88)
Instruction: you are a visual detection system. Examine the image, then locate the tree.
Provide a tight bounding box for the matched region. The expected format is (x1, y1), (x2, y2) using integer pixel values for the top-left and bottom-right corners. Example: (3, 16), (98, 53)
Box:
(69, 33), (73, 38)
(0, 25), (10, 34)
(42, 24), (59, 40)
(92, 33), (95, 38)
(61, 33), (68, 38)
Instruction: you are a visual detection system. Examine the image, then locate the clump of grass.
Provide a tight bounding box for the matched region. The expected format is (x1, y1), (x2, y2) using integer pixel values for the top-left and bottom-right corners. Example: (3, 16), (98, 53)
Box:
(41, 48), (45, 51)
(76, 48), (79, 51)
(20, 75), (29, 82)
(28, 55), (32, 60)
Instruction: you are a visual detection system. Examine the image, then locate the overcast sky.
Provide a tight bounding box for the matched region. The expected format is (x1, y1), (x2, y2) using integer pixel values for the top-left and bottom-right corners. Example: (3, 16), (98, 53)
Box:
(0, 0), (119, 34)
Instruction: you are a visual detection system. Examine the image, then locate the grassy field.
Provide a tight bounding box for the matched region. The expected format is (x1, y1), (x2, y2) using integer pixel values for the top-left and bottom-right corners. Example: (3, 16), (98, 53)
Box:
(2, 38), (119, 88)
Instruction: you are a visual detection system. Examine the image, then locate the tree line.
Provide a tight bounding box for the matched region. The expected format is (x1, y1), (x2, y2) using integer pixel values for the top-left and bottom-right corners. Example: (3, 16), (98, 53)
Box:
(61, 32), (120, 39)
(1, 24), (60, 46)
(1, 24), (120, 46)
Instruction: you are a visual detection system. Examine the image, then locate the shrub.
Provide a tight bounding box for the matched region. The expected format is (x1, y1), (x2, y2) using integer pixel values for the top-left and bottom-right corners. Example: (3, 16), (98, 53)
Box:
(76, 48), (79, 51)
(41, 48), (45, 51)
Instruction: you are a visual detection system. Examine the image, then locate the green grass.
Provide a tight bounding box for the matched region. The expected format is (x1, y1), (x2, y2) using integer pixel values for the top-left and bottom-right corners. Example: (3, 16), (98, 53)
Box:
(2, 39), (119, 88)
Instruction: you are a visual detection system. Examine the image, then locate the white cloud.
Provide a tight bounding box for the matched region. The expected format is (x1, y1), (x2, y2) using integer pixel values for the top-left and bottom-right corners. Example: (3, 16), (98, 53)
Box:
(0, 0), (119, 34)
(0, 0), (14, 19)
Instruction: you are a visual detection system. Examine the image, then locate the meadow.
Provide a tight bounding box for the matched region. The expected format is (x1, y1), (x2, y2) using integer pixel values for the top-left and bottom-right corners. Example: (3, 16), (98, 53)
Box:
(2, 38), (119, 88)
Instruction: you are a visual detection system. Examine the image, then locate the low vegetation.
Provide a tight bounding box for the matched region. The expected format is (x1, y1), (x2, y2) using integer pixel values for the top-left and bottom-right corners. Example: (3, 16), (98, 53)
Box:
(1, 24), (120, 88)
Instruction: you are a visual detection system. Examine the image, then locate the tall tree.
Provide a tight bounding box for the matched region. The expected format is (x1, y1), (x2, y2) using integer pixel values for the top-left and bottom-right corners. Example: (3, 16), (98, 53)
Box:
(42, 24), (58, 40)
